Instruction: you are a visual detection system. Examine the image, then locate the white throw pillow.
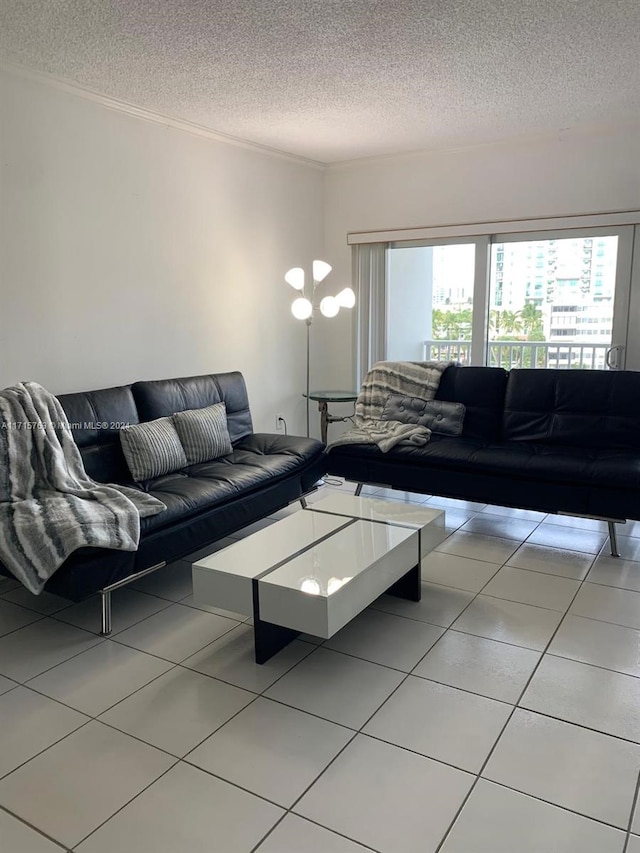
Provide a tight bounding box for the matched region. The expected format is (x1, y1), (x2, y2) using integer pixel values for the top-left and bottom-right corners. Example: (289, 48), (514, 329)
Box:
(172, 402), (232, 464)
(120, 416), (187, 482)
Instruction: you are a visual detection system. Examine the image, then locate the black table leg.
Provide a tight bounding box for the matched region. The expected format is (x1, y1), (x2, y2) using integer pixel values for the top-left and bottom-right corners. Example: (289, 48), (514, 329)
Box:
(386, 563), (421, 601)
(252, 580), (300, 664)
(318, 401), (329, 444)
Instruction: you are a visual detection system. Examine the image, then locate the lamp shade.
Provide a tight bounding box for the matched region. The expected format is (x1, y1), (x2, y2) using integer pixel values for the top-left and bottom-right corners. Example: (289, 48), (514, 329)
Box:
(312, 260), (332, 283)
(320, 296), (340, 318)
(291, 297), (313, 320)
(285, 267), (305, 290)
(336, 287), (356, 308)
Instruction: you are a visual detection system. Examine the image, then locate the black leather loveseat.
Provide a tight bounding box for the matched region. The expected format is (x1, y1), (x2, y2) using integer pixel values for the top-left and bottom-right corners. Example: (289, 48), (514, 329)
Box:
(326, 365), (640, 553)
(0, 371), (326, 632)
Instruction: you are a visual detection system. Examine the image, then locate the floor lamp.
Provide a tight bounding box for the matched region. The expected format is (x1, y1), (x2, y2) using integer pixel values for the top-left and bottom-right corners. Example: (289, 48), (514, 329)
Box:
(285, 260), (355, 437)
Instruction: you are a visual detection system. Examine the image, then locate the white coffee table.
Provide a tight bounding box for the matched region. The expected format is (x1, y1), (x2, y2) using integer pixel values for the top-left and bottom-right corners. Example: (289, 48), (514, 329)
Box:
(192, 495), (446, 663)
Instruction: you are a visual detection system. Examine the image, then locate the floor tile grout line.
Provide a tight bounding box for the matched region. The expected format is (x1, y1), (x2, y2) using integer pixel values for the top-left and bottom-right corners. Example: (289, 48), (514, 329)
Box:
(288, 641), (436, 676)
(436, 543), (521, 567)
(587, 577), (640, 594)
(95, 693), (262, 767)
(0, 594), (78, 618)
(0, 692), (193, 784)
(179, 640), (318, 699)
(623, 770), (640, 853)
(23, 659), (184, 722)
(69, 757), (181, 850)
(14, 630), (171, 686)
(542, 650), (640, 682)
(511, 704), (640, 749)
(499, 559), (596, 582)
(434, 609), (640, 658)
(560, 607), (640, 634)
(408, 669), (531, 705)
(248, 808), (383, 853)
(108, 614), (243, 665)
(467, 590), (577, 615)
(433, 545), (598, 852)
(0, 802), (69, 851)
(177, 690), (267, 763)
(181, 747), (353, 815)
(0, 611), (48, 642)
(0, 716), (93, 785)
(627, 773), (640, 835)
(476, 775), (634, 834)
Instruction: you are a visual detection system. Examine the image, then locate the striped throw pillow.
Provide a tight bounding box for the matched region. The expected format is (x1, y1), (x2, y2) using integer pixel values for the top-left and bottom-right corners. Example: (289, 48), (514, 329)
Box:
(172, 402), (232, 464)
(119, 417), (187, 483)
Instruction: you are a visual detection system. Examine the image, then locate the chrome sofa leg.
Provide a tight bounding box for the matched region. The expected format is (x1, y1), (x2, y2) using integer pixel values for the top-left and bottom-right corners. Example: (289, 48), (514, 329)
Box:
(97, 561), (166, 634)
(100, 590), (112, 636)
(608, 521), (620, 558)
(355, 483), (363, 497)
(300, 496), (308, 509)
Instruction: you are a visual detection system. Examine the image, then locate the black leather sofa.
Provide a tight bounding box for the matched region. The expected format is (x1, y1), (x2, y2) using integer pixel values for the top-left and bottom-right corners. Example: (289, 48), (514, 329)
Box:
(0, 371), (326, 632)
(326, 366), (640, 553)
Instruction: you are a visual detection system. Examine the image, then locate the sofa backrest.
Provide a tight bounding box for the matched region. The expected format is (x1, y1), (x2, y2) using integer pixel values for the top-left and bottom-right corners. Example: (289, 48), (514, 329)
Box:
(132, 372), (253, 444)
(503, 368), (640, 448)
(58, 385), (138, 484)
(435, 365), (509, 441)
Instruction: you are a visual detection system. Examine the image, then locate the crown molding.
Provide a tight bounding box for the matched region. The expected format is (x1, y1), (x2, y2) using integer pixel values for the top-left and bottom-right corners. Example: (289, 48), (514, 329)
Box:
(0, 59), (325, 170)
(327, 120), (640, 171)
(4, 58), (638, 172)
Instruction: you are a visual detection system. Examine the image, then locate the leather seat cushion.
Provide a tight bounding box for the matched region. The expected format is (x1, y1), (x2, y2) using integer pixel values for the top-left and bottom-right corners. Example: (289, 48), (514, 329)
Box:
(328, 436), (640, 490)
(141, 433), (323, 533)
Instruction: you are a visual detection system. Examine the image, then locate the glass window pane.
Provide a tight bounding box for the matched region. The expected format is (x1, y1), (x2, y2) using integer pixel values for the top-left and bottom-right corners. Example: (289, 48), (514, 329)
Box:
(488, 236), (618, 370)
(387, 244), (475, 364)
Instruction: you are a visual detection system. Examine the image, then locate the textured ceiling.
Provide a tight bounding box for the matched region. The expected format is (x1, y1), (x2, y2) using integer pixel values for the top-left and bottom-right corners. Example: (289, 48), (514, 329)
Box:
(1, 0), (639, 163)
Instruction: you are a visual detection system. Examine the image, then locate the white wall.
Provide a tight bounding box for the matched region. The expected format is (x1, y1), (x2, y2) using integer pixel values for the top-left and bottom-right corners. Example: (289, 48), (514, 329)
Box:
(322, 127), (640, 387)
(0, 68), (324, 434)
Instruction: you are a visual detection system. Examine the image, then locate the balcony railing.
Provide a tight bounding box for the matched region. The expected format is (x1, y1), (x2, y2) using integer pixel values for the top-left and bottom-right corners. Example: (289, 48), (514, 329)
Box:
(424, 340), (611, 370)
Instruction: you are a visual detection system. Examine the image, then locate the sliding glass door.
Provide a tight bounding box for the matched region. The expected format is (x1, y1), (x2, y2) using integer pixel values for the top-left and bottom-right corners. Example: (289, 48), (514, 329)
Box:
(384, 226), (633, 371)
(387, 241), (478, 363)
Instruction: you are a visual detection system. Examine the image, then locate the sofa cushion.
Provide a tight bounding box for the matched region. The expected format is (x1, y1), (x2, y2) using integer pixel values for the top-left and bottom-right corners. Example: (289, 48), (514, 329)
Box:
(132, 372), (253, 443)
(382, 395), (466, 435)
(503, 369), (640, 449)
(434, 365), (508, 441)
(120, 417), (187, 482)
(140, 432), (324, 533)
(329, 435), (640, 491)
(57, 385), (139, 484)
(173, 402), (232, 464)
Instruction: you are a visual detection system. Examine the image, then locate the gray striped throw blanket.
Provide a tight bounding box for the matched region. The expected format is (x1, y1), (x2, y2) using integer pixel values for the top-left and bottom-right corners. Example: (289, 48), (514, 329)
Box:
(330, 361), (451, 452)
(0, 381), (165, 594)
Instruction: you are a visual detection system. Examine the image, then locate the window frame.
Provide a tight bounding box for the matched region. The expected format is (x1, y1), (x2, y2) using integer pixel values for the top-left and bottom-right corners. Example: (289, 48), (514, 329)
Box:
(354, 215), (638, 381)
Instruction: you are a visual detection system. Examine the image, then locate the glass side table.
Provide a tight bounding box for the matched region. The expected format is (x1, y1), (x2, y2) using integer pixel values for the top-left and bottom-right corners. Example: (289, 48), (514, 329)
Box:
(305, 390), (358, 443)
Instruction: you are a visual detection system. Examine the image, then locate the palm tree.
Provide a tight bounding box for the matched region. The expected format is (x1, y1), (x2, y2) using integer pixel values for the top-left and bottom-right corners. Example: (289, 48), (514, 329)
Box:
(520, 302), (544, 340)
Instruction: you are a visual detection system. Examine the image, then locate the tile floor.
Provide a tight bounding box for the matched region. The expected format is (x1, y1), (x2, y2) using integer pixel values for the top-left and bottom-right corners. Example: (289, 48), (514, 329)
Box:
(0, 481), (639, 851)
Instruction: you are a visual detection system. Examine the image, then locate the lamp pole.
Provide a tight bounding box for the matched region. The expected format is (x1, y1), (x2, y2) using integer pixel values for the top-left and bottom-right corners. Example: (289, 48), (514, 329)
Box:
(306, 317), (311, 437)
